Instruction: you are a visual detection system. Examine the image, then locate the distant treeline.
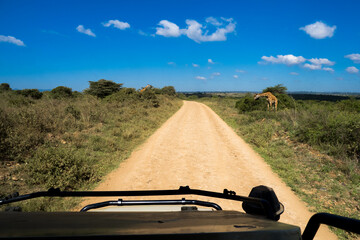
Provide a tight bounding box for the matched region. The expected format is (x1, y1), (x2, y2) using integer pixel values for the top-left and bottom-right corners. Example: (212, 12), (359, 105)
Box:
(180, 91), (360, 102)
(289, 93), (360, 101)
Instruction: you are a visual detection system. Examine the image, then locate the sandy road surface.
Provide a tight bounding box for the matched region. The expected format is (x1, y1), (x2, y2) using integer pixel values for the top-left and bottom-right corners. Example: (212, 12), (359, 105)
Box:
(80, 101), (337, 239)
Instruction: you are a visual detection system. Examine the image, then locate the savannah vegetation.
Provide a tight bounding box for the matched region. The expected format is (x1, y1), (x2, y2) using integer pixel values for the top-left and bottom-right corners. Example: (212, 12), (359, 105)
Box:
(0, 80), (181, 211)
(192, 85), (359, 239)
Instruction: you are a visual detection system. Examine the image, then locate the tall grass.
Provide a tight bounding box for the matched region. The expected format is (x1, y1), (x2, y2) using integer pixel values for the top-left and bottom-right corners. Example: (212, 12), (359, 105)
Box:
(197, 97), (359, 240)
(0, 90), (182, 211)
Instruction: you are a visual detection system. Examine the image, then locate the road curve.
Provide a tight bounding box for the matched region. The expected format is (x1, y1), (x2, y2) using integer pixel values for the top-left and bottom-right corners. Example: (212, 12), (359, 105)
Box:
(79, 101), (337, 240)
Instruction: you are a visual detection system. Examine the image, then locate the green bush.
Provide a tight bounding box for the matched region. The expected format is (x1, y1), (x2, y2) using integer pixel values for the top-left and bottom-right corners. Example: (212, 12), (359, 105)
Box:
(140, 89), (160, 107)
(51, 86), (73, 99)
(15, 89), (43, 99)
(84, 79), (123, 98)
(0, 83), (11, 92)
(65, 105), (81, 120)
(293, 107), (360, 159)
(27, 146), (96, 190)
(105, 88), (139, 102)
(276, 94), (296, 109)
(161, 86), (176, 96)
(235, 94), (266, 112)
(337, 98), (360, 112)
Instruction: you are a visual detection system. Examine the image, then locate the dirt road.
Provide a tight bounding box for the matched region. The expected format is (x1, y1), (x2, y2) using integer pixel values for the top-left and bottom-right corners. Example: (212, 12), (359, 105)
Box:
(80, 101), (337, 239)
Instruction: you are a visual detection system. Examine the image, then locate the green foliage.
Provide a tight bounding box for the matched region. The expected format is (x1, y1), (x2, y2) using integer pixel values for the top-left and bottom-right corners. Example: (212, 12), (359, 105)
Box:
(15, 89), (43, 99)
(84, 79), (123, 98)
(65, 105), (81, 120)
(337, 98), (360, 112)
(293, 104), (360, 159)
(0, 83), (11, 92)
(235, 93), (266, 112)
(27, 146), (96, 190)
(198, 97), (359, 239)
(177, 93), (186, 99)
(51, 86), (73, 99)
(161, 86), (176, 96)
(276, 94), (296, 109)
(1, 85), (182, 211)
(140, 89), (160, 107)
(105, 87), (139, 102)
(187, 95), (199, 100)
(263, 84), (287, 94)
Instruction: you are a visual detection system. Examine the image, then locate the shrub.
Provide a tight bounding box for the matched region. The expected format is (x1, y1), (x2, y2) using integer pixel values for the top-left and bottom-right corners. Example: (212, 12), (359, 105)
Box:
(276, 94), (296, 109)
(105, 88), (139, 102)
(84, 79), (123, 98)
(0, 83), (11, 92)
(51, 86), (73, 99)
(140, 89), (160, 107)
(15, 89), (43, 99)
(161, 86), (176, 96)
(27, 146), (96, 190)
(235, 94), (266, 112)
(65, 105), (81, 120)
(337, 98), (360, 112)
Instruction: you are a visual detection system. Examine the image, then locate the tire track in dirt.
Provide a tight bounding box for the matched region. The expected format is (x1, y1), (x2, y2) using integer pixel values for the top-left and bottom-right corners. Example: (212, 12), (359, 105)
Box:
(79, 101), (337, 240)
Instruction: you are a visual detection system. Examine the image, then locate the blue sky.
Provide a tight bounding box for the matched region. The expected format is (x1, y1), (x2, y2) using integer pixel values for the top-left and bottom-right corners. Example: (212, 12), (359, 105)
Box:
(1, 0), (360, 92)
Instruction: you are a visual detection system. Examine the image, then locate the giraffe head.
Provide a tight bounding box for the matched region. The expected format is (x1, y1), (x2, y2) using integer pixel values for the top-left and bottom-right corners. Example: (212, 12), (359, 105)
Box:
(254, 94), (261, 100)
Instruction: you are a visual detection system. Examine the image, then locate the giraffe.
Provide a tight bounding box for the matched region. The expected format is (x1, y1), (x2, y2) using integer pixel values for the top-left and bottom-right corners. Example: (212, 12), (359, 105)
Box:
(140, 84), (151, 93)
(254, 92), (278, 111)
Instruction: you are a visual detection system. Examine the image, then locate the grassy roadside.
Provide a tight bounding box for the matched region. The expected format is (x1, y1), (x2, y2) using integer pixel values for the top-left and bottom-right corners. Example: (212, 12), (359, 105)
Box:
(197, 97), (359, 240)
(1, 91), (182, 211)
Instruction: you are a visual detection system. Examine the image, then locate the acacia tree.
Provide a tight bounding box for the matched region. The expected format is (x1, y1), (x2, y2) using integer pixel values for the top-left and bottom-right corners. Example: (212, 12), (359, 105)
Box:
(262, 84), (287, 94)
(85, 79), (123, 98)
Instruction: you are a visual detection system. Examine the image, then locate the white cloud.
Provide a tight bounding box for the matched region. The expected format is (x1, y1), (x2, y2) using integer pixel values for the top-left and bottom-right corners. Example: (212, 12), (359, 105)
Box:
(0, 35), (25, 46)
(195, 76), (206, 80)
(308, 58), (334, 66)
(185, 18), (236, 43)
(290, 72), (299, 75)
(138, 30), (148, 36)
(303, 63), (322, 70)
(236, 69), (246, 73)
(155, 17), (236, 43)
(208, 59), (214, 64)
(156, 20), (182, 37)
(300, 21), (336, 39)
(345, 53), (360, 63)
(233, 75), (239, 79)
(212, 72), (221, 76)
(103, 20), (130, 30)
(346, 66), (359, 74)
(192, 63), (199, 67)
(76, 25), (96, 37)
(323, 67), (334, 72)
(168, 62), (176, 66)
(260, 54), (306, 65)
(205, 17), (222, 26)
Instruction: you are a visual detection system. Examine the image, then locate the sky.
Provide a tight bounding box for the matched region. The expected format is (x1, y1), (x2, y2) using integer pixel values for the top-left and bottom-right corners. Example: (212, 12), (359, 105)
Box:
(0, 0), (360, 92)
